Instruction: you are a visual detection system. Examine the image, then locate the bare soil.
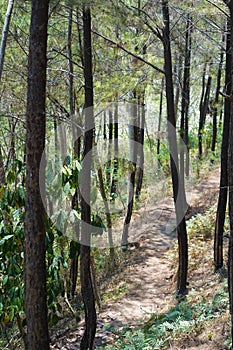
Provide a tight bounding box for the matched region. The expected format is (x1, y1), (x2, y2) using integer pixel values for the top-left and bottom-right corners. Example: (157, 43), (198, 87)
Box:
(51, 166), (226, 349)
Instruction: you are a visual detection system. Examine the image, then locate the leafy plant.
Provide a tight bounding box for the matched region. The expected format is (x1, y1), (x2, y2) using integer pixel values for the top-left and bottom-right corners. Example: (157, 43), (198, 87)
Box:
(0, 160), (25, 330)
(100, 291), (229, 350)
(187, 205), (217, 240)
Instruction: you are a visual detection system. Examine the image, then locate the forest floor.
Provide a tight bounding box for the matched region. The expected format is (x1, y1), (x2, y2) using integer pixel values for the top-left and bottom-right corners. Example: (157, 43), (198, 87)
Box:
(50, 165), (229, 350)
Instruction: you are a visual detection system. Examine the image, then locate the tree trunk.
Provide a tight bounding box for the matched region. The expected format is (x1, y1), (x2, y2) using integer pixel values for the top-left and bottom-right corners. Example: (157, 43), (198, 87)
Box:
(0, 0), (14, 82)
(97, 164), (115, 263)
(67, 3), (80, 299)
(103, 111), (107, 140)
(6, 117), (16, 167)
(211, 30), (224, 155)
(80, 6), (96, 350)
(68, 5), (74, 117)
(135, 94), (145, 199)
(214, 19), (231, 270)
(162, 0), (188, 297)
(110, 102), (119, 200)
(183, 16), (192, 177)
(0, 0), (15, 184)
(198, 62), (207, 159)
(0, 145), (5, 184)
(222, 2), (233, 347)
(24, 1), (49, 349)
(198, 71), (212, 159)
(179, 15), (192, 208)
(157, 78), (164, 169)
(121, 101), (138, 247)
(227, 3), (233, 347)
(106, 109), (113, 188)
(174, 53), (182, 120)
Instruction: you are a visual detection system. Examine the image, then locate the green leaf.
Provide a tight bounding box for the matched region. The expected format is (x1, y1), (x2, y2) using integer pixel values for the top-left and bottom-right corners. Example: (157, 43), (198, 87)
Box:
(2, 275), (8, 286)
(0, 235), (14, 245)
(70, 187), (76, 196)
(64, 155), (71, 166)
(72, 159), (82, 171)
(63, 182), (70, 195)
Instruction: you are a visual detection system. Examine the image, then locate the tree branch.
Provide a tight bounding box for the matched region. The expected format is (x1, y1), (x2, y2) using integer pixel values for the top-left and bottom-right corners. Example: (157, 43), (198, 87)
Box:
(206, 0), (229, 15)
(91, 29), (164, 75)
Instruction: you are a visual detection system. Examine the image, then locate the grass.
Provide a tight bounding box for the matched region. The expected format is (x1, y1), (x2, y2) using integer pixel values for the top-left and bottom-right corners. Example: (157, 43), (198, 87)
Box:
(99, 286), (230, 349)
(99, 203), (231, 349)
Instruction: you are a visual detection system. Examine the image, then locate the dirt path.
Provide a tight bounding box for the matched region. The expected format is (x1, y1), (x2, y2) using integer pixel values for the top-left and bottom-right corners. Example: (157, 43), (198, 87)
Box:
(51, 166), (221, 349)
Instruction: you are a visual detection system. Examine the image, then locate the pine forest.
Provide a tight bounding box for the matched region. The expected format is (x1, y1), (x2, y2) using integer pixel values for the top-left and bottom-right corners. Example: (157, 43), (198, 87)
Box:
(1, 0), (233, 349)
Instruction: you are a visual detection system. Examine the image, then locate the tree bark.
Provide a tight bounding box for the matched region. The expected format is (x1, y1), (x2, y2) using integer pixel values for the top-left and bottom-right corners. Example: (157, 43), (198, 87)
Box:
(80, 6), (97, 350)
(227, 3), (233, 347)
(103, 111), (107, 140)
(198, 70), (212, 159)
(67, 3), (81, 299)
(136, 94), (145, 199)
(0, 0), (15, 183)
(0, 145), (5, 184)
(110, 102), (119, 200)
(179, 15), (192, 208)
(106, 109), (113, 188)
(68, 5), (74, 117)
(121, 101), (138, 247)
(0, 0), (15, 82)
(174, 53), (182, 120)
(211, 30), (224, 155)
(24, 1), (49, 349)
(162, 0), (188, 297)
(214, 19), (231, 269)
(157, 78), (164, 169)
(182, 15), (192, 177)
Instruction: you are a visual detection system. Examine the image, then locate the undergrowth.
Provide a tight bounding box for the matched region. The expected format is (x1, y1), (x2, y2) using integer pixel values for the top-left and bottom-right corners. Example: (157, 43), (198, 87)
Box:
(100, 285), (229, 349)
(100, 202), (231, 349)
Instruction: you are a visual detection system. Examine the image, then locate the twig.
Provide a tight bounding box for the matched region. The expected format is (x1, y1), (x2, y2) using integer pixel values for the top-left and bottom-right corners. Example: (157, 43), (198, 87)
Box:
(205, 0), (229, 17)
(91, 29), (165, 75)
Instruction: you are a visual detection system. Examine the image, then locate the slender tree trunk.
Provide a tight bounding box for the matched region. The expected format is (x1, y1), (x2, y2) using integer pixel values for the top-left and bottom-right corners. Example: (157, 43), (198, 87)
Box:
(68, 5), (74, 117)
(96, 164), (115, 263)
(24, 1), (49, 349)
(211, 30), (224, 155)
(226, 3), (233, 346)
(0, 145), (5, 184)
(183, 16), (192, 177)
(174, 53), (182, 120)
(136, 94), (145, 199)
(6, 117), (16, 167)
(0, 0), (14, 82)
(198, 70), (212, 159)
(110, 101), (119, 200)
(198, 62), (207, 158)
(214, 19), (231, 270)
(80, 7), (96, 350)
(69, 241), (80, 298)
(180, 15), (192, 208)
(0, 0), (15, 182)
(76, 7), (84, 68)
(103, 111), (107, 140)
(162, 0), (188, 297)
(106, 109), (113, 188)
(67, 3), (80, 299)
(157, 78), (164, 169)
(121, 102), (138, 247)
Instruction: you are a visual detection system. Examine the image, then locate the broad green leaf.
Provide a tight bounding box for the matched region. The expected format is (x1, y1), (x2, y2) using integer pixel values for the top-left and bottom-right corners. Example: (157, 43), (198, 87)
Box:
(63, 182), (70, 195)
